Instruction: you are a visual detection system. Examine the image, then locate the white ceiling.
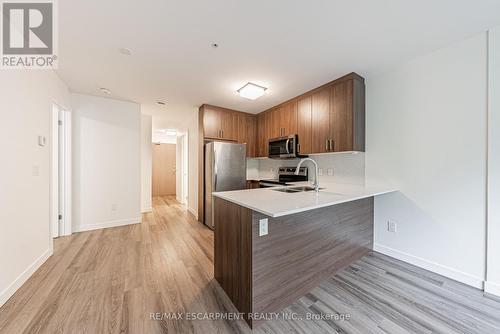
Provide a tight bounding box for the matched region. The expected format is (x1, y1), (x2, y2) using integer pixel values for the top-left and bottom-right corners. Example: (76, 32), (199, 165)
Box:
(57, 0), (500, 115)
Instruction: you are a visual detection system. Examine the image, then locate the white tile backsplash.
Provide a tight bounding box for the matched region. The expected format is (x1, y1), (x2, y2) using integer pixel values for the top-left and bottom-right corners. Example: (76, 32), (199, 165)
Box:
(247, 152), (365, 184)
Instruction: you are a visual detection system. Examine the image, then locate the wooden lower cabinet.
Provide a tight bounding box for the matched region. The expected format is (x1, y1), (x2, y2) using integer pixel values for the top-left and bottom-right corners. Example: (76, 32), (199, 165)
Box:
(214, 197), (374, 328)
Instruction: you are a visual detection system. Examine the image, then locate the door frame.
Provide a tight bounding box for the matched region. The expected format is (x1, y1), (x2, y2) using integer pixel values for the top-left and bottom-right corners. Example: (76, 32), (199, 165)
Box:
(50, 104), (72, 238)
(176, 132), (189, 204)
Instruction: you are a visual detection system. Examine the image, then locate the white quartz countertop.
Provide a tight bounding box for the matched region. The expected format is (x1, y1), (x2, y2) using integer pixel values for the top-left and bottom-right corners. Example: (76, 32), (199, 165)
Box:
(212, 181), (397, 217)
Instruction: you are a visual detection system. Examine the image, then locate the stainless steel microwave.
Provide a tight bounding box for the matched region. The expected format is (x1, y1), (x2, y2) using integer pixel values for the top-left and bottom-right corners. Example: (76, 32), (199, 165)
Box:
(268, 134), (306, 159)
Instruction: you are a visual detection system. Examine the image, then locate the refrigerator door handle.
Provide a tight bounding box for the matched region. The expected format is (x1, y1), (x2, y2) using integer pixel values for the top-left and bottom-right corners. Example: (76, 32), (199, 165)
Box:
(213, 150), (218, 190)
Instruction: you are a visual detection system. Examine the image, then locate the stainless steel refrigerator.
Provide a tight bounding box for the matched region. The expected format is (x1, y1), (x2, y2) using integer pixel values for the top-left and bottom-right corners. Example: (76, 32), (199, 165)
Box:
(204, 142), (246, 229)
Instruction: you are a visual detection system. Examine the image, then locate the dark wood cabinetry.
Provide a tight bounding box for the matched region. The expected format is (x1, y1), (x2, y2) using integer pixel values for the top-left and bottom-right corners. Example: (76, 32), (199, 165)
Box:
(238, 114), (257, 158)
(297, 96), (312, 154)
(311, 87), (331, 153)
(256, 113), (267, 157)
(198, 73), (365, 220)
(201, 105), (238, 141)
(257, 73), (365, 156)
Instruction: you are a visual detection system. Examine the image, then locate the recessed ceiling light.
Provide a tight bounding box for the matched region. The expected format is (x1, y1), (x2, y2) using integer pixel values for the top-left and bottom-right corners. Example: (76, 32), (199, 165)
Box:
(237, 82), (267, 100)
(211, 43), (219, 48)
(156, 100), (166, 105)
(118, 47), (133, 56)
(99, 87), (111, 95)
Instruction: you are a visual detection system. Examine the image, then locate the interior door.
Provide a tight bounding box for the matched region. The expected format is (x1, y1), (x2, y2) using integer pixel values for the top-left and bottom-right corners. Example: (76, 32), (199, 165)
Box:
(152, 143), (176, 196)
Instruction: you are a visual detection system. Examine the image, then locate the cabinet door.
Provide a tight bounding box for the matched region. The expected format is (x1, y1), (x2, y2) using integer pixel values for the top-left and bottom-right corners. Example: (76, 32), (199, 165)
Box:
(203, 107), (221, 139)
(264, 111), (273, 155)
(281, 102), (297, 136)
(220, 110), (238, 141)
(330, 80), (353, 152)
(257, 113), (267, 157)
(270, 107), (282, 138)
(297, 96), (312, 154)
(238, 114), (257, 157)
(311, 88), (331, 153)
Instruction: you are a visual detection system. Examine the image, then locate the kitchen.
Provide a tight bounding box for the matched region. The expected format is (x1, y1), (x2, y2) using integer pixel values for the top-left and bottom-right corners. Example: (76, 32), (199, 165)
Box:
(197, 67), (496, 331)
(2, 1), (500, 333)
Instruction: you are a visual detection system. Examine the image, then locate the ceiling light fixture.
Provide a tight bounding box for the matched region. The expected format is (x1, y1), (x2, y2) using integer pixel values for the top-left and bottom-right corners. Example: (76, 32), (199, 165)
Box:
(237, 82), (267, 100)
(118, 47), (133, 56)
(156, 100), (166, 105)
(99, 87), (111, 95)
(211, 42), (219, 48)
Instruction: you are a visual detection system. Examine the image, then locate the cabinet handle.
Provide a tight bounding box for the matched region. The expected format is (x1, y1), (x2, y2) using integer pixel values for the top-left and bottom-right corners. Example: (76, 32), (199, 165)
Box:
(330, 139), (334, 151)
(326, 139), (329, 151)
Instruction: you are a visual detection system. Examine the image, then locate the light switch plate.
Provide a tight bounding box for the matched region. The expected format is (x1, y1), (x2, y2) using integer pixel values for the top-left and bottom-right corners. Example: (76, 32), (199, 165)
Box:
(387, 220), (397, 233)
(318, 168), (324, 176)
(327, 168), (334, 176)
(38, 136), (46, 147)
(259, 218), (268, 236)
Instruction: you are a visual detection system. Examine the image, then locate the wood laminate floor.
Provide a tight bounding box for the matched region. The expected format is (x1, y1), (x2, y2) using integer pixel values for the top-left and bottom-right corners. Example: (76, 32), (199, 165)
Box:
(1, 196), (499, 334)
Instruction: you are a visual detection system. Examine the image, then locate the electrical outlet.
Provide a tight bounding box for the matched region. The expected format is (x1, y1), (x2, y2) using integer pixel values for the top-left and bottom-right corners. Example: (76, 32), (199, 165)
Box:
(387, 220), (397, 233)
(259, 218), (268, 236)
(270, 168), (276, 174)
(318, 168), (324, 176)
(327, 168), (334, 176)
(111, 204), (117, 211)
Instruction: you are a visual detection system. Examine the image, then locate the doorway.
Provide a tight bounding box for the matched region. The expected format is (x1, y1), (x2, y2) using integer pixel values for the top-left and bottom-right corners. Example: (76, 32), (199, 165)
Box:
(50, 104), (71, 238)
(152, 143), (176, 196)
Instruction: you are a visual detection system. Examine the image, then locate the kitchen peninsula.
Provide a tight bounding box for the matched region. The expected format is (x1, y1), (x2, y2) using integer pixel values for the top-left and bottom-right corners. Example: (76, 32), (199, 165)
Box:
(212, 182), (396, 328)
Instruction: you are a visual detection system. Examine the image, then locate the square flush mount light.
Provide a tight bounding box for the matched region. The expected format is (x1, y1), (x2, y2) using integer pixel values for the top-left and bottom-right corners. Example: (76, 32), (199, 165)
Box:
(237, 82), (267, 100)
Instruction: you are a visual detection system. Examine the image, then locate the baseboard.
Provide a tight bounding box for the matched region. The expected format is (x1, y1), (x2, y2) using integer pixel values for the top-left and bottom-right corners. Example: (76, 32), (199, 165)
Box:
(0, 248), (52, 307)
(485, 281), (500, 297)
(373, 243), (484, 289)
(141, 207), (152, 213)
(76, 217), (141, 232)
(188, 207), (198, 220)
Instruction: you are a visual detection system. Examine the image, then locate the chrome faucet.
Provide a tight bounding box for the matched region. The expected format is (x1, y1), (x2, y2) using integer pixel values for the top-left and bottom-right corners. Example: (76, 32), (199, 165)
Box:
(295, 158), (319, 192)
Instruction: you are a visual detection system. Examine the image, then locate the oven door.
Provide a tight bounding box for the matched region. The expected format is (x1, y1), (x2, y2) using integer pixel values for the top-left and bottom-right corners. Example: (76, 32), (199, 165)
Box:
(268, 135), (296, 159)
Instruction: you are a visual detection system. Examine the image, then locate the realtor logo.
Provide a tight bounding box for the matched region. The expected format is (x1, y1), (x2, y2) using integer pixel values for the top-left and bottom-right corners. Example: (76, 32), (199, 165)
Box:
(1, 0), (57, 68)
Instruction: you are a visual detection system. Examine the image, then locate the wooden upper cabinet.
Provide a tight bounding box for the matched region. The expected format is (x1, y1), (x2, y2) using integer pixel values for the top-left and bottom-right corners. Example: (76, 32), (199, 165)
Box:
(200, 73), (365, 159)
(256, 113), (267, 157)
(203, 106), (222, 139)
(269, 102), (297, 138)
(281, 102), (297, 136)
(238, 114), (257, 157)
(220, 110), (238, 141)
(201, 105), (238, 141)
(329, 77), (365, 152)
(297, 96), (312, 154)
(270, 107), (282, 139)
(330, 80), (352, 152)
(311, 88), (331, 153)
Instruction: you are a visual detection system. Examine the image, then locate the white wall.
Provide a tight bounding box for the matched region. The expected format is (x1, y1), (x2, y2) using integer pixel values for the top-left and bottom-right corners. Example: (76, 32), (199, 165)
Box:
(141, 115), (153, 212)
(366, 33), (488, 288)
(72, 94), (141, 231)
(0, 71), (70, 307)
(487, 27), (500, 296)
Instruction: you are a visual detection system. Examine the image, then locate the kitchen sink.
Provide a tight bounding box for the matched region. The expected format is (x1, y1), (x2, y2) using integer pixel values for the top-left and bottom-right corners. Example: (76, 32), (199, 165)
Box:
(272, 186), (324, 193)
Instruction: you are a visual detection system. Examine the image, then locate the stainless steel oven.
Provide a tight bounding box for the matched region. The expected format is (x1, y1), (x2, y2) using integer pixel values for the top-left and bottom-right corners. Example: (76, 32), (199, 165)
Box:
(268, 134), (303, 159)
